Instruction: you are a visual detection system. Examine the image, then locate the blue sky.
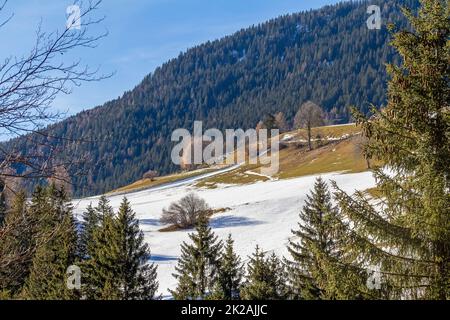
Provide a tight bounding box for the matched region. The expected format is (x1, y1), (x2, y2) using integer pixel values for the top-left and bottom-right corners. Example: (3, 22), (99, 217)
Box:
(0, 0), (340, 116)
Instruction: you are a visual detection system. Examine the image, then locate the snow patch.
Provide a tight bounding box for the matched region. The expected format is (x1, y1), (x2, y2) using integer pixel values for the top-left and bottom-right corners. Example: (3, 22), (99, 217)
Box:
(73, 171), (376, 296)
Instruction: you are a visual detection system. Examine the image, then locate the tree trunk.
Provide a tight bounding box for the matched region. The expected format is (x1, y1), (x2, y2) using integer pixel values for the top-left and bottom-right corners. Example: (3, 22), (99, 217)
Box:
(307, 123), (312, 151)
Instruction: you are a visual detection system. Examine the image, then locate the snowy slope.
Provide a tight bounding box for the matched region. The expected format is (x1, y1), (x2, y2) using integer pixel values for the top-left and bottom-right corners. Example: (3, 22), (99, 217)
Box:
(73, 171), (376, 297)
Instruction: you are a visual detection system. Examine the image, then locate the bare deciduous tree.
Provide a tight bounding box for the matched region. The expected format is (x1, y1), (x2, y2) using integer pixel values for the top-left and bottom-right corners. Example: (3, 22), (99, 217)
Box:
(142, 170), (159, 181)
(0, 0), (110, 193)
(294, 101), (326, 150)
(255, 120), (264, 133)
(274, 111), (288, 133)
(160, 193), (210, 229)
(47, 165), (73, 195)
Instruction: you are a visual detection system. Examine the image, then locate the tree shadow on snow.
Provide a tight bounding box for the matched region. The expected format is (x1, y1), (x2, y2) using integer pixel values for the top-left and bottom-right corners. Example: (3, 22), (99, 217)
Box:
(150, 254), (178, 262)
(139, 218), (161, 226)
(209, 215), (265, 229)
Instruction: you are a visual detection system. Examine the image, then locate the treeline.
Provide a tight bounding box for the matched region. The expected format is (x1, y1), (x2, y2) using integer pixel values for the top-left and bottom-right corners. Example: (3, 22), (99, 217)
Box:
(0, 187), (158, 300)
(11, 0), (418, 197)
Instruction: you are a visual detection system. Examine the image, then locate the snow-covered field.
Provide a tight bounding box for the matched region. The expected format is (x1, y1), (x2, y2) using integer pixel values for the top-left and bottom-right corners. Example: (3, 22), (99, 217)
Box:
(73, 171), (376, 297)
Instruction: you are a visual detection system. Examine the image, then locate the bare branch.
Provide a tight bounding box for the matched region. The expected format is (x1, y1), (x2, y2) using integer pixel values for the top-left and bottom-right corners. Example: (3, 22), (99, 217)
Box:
(0, 0), (111, 192)
(0, 0), (13, 29)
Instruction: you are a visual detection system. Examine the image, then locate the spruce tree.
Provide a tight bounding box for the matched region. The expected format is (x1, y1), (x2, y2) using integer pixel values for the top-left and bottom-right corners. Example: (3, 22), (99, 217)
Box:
(78, 204), (99, 260)
(113, 197), (158, 299)
(286, 177), (331, 299)
(213, 234), (243, 300)
(285, 178), (368, 299)
(82, 196), (118, 299)
(0, 191), (33, 296)
(82, 196), (158, 300)
(171, 214), (223, 299)
(267, 252), (288, 299)
(22, 185), (78, 300)
(240, 246), (285, 300)
(335, 0), (450, 299)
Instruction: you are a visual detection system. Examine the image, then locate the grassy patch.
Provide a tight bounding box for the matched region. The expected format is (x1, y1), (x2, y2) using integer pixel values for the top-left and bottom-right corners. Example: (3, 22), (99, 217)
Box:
(195, 164), (269, 188)
(196, 127), (370, 188)
(276, 136), (370, 179)
(283, 123), (361, 141)
(110, 168), (216, 194)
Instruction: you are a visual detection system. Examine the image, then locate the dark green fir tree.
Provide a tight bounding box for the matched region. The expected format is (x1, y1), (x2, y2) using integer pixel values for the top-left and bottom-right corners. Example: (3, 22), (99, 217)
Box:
(334, 0), (450, 299)
(78, 204), (99, 260)
(267, 252), (288, 299)
(0, 191), (33, 297)
(21, 185), (78, 300)
(212, 234), (243, 300)
(285, 177), (368, 300)
(113, 197), (158, 300)
(82, 197), (158, 300)
(171, 214), (223, 299)
(81, 196), (118, 299)
(240, 246), (286, 300)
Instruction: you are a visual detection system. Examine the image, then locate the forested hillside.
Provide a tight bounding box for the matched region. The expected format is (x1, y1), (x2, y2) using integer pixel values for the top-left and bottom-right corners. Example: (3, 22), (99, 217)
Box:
(11, 0), (418, 196)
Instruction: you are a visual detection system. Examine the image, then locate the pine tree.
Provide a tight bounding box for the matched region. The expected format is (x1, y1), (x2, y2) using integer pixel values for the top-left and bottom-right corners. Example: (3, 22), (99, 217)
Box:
(171, 214), (223, 299)
(294, 101), (326, 150)
(213, 234), (243, 300)
(22, 185), (78, 300)
(286, 177), (331, 299)
(285, 178), (368, 299)
(0, 191), (33, 296)
(266, 252), (288, 299)
(113, 197), (158, 299)
(82, 197), (158, 300)
(82, 196), (120, 299)
(240, 246), (285, 300)
(335, 0), (450, 299)
(78, 204), (99, 260)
